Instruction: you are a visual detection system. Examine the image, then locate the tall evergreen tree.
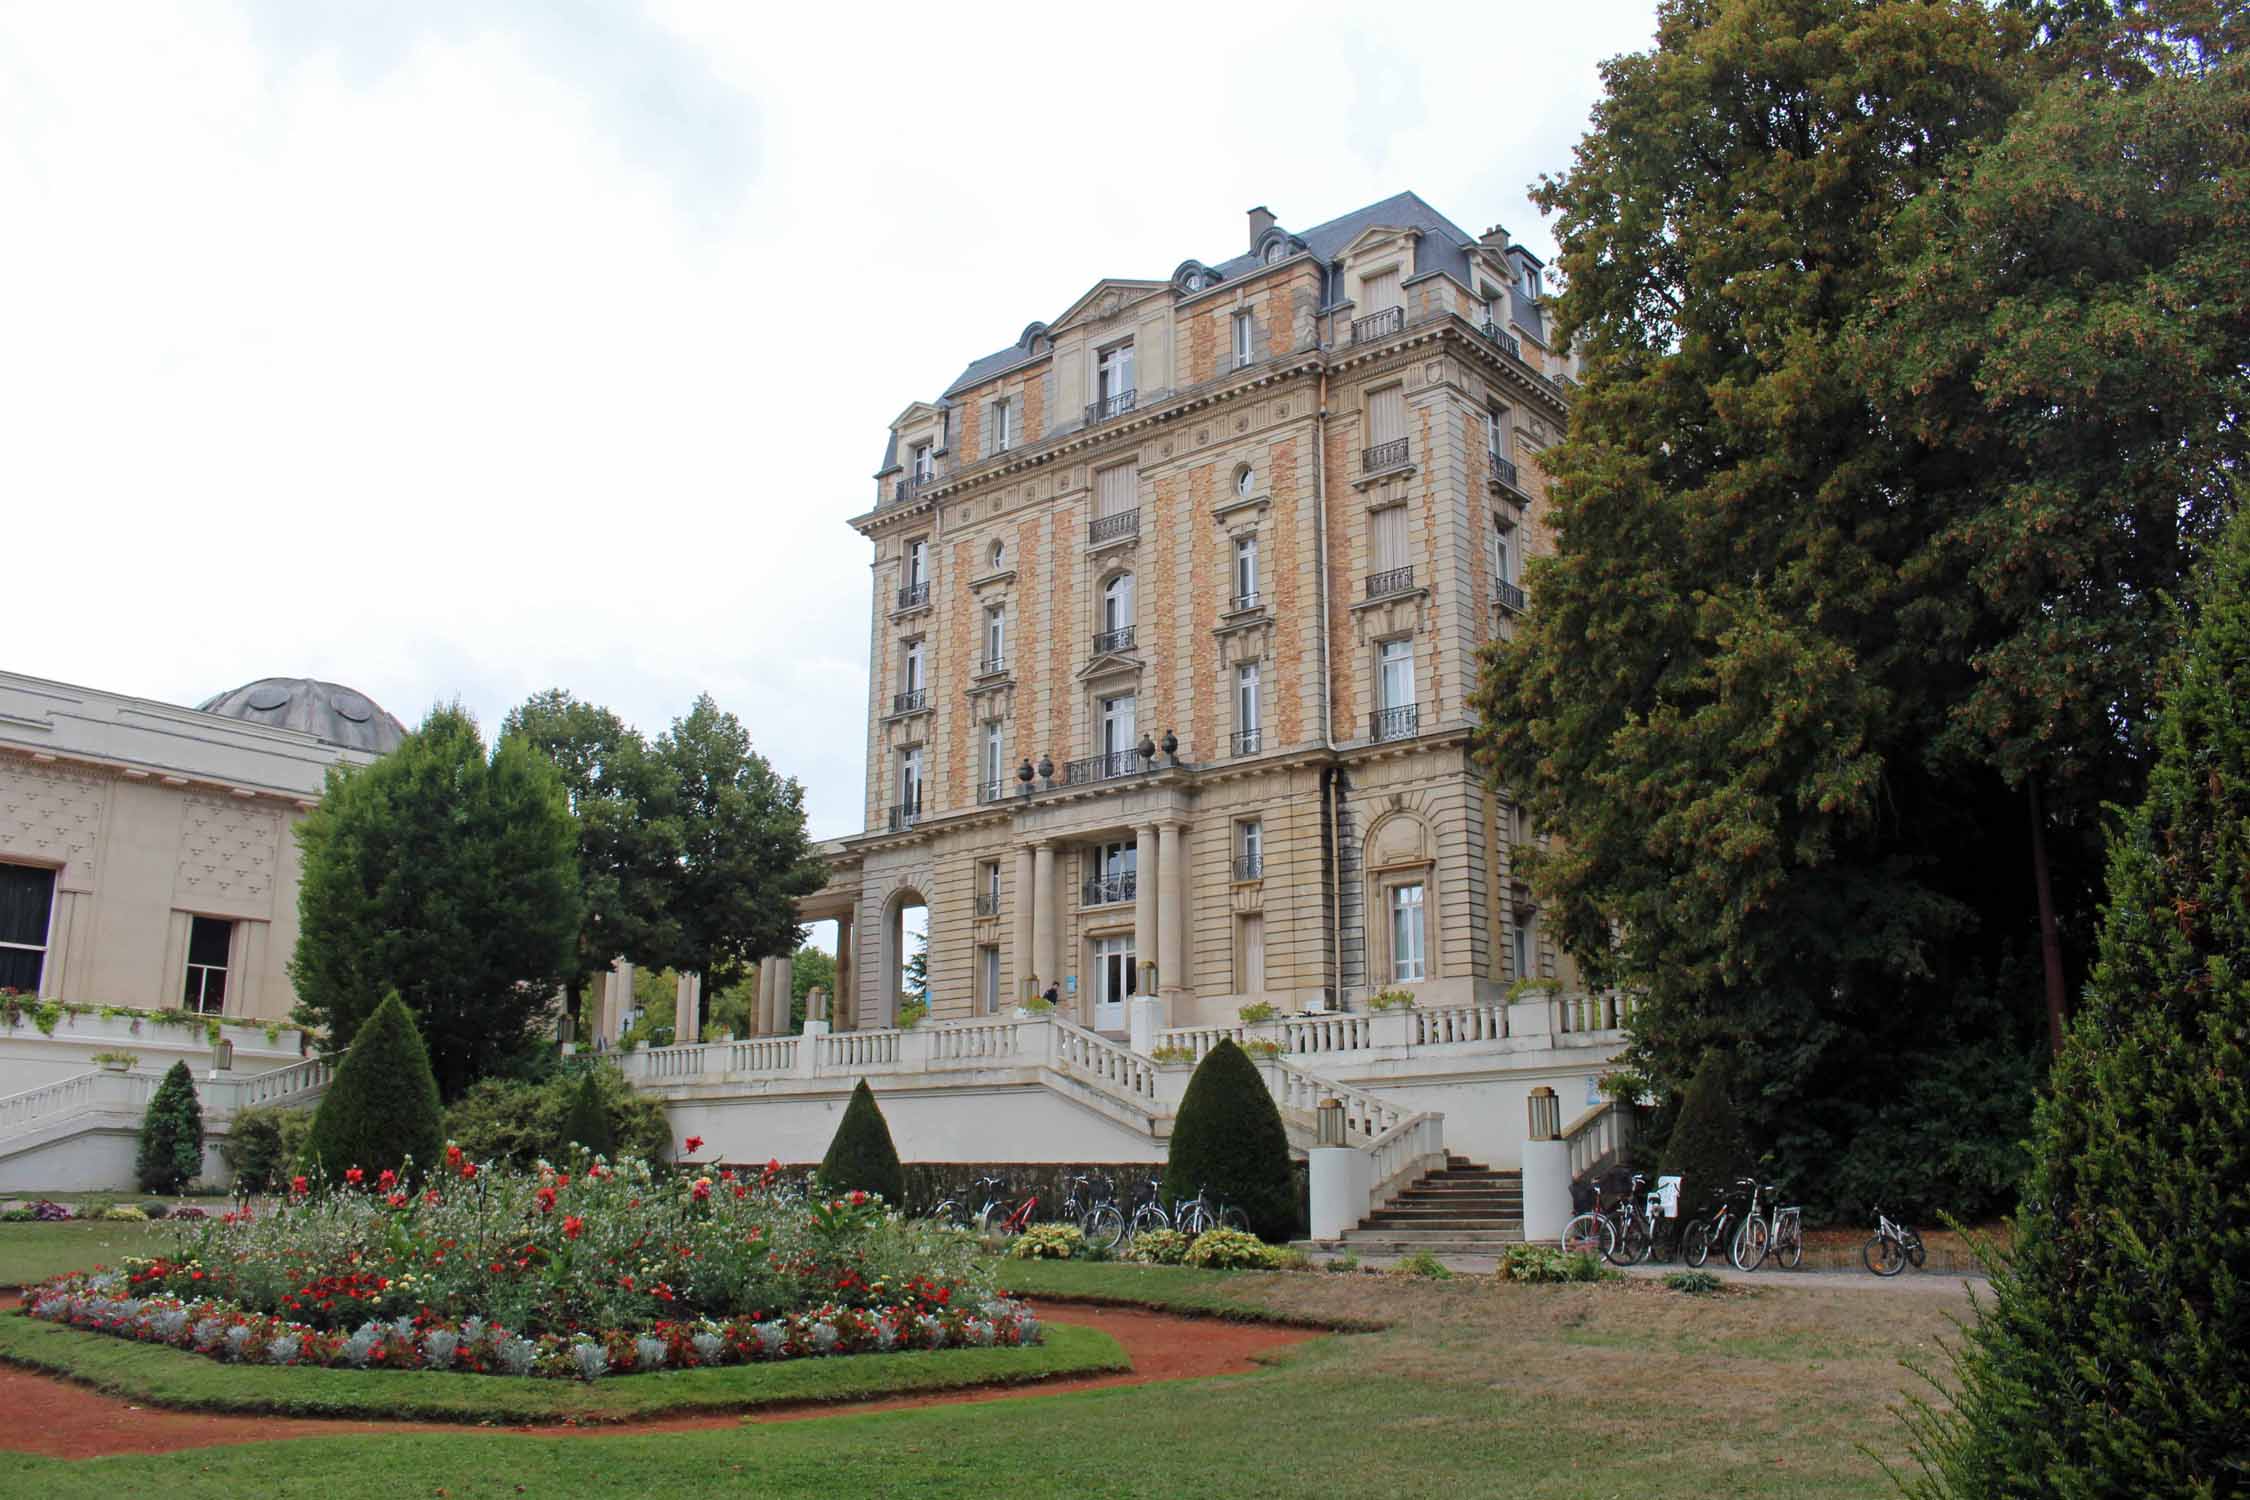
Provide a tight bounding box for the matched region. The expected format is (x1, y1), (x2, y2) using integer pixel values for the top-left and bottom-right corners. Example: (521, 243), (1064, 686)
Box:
(500, 690), (684, 1038)
(135, 1060), (205, 1194)
(819, 1079), (905, 1205)
(290, 703), (581, 1098)
(1654, 1052), (1754, 1224)
(303, 992), (446, 1183)
(1904, 511), (2250, 1498)
(1164, 1040), (1296, 1242)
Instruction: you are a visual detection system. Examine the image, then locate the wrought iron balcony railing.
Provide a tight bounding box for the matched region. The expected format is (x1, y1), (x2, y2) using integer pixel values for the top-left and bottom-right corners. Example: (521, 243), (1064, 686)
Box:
(1229, 590), (1263, 614)
(891, 688), (928, 716)
(896, 580), (930, 611)
(1232, 853), (1264, 882)
(1479, 320), (1523, 359)
(1370, 703), (1420, 743)
(1352, 306), (1405, 343)
(1366, 566), (1416, 600)
(1230, 727), (1263, 757)
(1363, 438), (1409, 473)
(1081, 872), (1137, 907)
(1091, 625), (1137, 656)
(1490, 452), (1523, 493)
(886, 802), (922, 832)
(975, 653), (1008, 677)
(1085, 389), (1138, 425)
(1064, 750), (1145, 786)
(977, 778), (1012, 804)
(1495, 579), (1526, 614)
(975, 892), (1001, 918)
(1088, 508), (1139, 545)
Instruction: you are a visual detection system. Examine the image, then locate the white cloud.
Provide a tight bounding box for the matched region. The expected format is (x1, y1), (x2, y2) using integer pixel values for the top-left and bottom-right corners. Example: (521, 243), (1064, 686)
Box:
(0, 0), (1656, 840)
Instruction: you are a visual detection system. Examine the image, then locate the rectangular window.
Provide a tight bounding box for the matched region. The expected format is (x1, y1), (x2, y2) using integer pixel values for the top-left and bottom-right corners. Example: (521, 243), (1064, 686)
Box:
(911, 443), (933, 482)
(1096, 461), (1138, 518)
(990, 398), (1013, 454)
(1239, 818), (1263, 873)
(1240, 911), (1266, 993)
(1233, 535), (1258, 606)
(980, 945), (1001, 1014)
(1102, 573), (1136, 633)
(1486, 405), (1510, 462)
(1362, 268), (1402, 314)
(903, 640), (924, 694)
(1099, 694), (1137, 758)
(0, 862), (56, 993)
(1231, 311), (1254, 369)
(1490, 516), (1514, 585)
(1512, 905), (1536, 980)
(182, 915), (232, 1014)
(982, 721), (1004, 789)
(1379, 638), (1415, 710)
(984, 604), (1005, 669)
(1373, 503), (1409, 573)
(1368, 385), (1406, 448)
(1097, 342), (1135, 404)
(1236, 662), (1261, 735)
(906, 538), (929, 587)
(1482, 286), (1504, 327)
(898, 747), (923, 813)
(1391, 883), (1427, 982)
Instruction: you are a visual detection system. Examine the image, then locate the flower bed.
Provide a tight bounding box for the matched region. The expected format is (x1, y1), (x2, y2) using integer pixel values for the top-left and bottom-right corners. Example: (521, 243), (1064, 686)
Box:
(19, 1142), (1039, 1380)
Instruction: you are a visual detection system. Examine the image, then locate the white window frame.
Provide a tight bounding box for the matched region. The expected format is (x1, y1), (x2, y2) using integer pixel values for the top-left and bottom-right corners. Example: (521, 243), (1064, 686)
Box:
(1486, 405), (1510, 463)
(980, 944), (1001, 1014)
(982, 721), (1004, 789)
(911, 442), (933, 482)
(991, 398), (1013, 454)
(1102, 574), (1135, 634)
(1239, 819), (1263, 866)
(902, 640), (924, 695)
(905, 538), (929, 588)
(1099, 695), (1138, 759)
(898, 746), (923, 811)
(182, 914), (232, 1015)
(1512, 905), (1536, 980)
(1490, 516), (1515, 586)
(1232, 310), (1254, 369)
(1379, 638), (1415, 711)
(1391, 882), (1427, 982)
(1097, 342), (1135, 403)
(984, 604), (1006, 668)
(0, 862), (56, 995)
(1233, 535), (1259, 604)
(1236, 662), (1261, 735)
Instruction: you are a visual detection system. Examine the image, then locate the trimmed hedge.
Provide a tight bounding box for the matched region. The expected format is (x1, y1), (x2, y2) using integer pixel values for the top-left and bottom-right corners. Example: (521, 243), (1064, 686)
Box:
(135, 1061), (204, 1195)
(302, 992), (444, 1183)
(820, 1079), (905, 1205)
(559, 1069), (617, 1159)
(1656, 1051), (1755, 1222)
(1163, 1039), (1295, 1241)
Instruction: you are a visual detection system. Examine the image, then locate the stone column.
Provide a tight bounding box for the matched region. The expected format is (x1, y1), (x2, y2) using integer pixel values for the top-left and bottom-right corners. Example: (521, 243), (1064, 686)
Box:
(1032, 841), (1060, 998)
(774, 954), (795, 1033)
(834, 913), (855, 1031)
(674, 971), (701, 1044)
(753, 958), (774, 1035)
(1012, 844), (1037, 1005)
(1157, 821), (1188, 1022)
(1131, 821), (1163, 1046)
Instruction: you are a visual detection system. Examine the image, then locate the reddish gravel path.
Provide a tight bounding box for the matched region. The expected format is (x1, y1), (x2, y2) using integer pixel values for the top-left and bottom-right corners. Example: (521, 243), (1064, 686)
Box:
(0, 1301), (1318, 1459)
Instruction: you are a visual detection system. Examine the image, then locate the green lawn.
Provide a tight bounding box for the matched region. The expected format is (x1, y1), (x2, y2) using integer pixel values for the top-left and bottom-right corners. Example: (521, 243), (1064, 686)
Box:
(0, 1219), (179, 1288)
(0, 1259), (1970, 1497)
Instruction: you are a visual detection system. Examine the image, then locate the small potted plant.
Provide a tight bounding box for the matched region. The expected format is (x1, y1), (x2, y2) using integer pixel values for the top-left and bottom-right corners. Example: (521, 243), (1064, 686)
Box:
(91, 1051), (137, 1073)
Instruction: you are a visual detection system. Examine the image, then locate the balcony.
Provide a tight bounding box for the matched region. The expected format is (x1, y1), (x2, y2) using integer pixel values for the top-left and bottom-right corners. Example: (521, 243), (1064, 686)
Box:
(1229, 590), (1263, 614)
(975, 892), (1001, 918)
(1231, 726), (1263, 757)
(1366, 566), (1416, 600)
(1370, 703), (1420, 743)
(896, 580), (930, 611)
(1233, 852), (1264, 882)
(1091, 624), (1137, 656)
(1489, 451), (1524, 495)
(1351, 306), (1405, 343)
(975, 653), (1009, 678)
(890, 472), (935, 506)
(886, 802), (922, 832)
(1495, 579), (1526, 614)
(1479, 320), (1523, 359)
(1362, 438), (1410, 473)
(977, 778), (1014, 804)
(1085, 389), (1138, 426)
(1082, 872), (1137, 907)
(1089, 508), (1140, 545)
(1064, 750), (1145, 786)
(891, 688), (928, 717)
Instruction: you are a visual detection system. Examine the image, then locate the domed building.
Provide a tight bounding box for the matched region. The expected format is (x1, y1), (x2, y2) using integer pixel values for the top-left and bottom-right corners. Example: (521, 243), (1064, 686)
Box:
(0, 666), (404, 1049)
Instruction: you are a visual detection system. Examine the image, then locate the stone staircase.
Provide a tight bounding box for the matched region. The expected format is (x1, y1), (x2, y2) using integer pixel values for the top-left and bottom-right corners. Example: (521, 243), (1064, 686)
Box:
(1307, 1154), (1525, 1256)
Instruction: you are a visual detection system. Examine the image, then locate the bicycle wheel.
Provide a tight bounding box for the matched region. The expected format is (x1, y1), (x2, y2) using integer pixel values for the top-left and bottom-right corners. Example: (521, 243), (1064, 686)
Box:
(1218, 1204), (1249, 1233)
(1904, 1231), (1927, 1270)
(1129, 1203), (1169, 1241)
(1082, 1204), (1125, 1251)
(1731, 1216), (1769, 1271)
(1179, 1202), (1216, 1236)
(1560, 1212), (1613, 1258)
(1613, 1214), (1652, 1266)
(979, 1202), (1019, 1241)
(930, 1198), (958, 1227)
(1681, 1219), (1710, 1268)
(1778, 1225), (1804, 1270)
(1863, 1234), (1905, 1277)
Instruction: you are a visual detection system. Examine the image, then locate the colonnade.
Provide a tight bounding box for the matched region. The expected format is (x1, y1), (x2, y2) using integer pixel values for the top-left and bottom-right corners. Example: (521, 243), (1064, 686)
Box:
(1010, 818), (1190, 1030)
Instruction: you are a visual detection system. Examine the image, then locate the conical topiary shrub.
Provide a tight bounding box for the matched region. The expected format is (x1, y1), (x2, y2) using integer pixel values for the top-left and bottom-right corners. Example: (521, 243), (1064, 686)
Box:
(819, 1078), (904, 1205)
(136, 1060), (205, 1194)
(558, 1068), (616, 1160)
(303, 991), (445, 1184)
(1903, 514), (2250, 1498)
(1656, 1051), (1755, 1223)
(1164, 1038), (1295, 1241)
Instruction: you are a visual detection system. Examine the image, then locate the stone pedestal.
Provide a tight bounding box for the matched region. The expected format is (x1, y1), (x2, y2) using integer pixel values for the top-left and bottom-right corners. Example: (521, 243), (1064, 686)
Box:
(674, 972), (702, 1045)
(797, 1018), (829, 1077)
(1521, 1138), (1573, 1244)
(1309, 1146), (1372, 1241)
(1128, 994), (1163, 1055)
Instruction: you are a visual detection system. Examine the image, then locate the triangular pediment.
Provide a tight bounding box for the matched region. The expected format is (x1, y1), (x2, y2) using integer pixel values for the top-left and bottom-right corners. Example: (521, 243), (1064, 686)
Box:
(889, 399), (944, 432)
(1049, 279), (1171, 337)
(1338, 224), (1423, 261)
(1075, 650), (1143, 683)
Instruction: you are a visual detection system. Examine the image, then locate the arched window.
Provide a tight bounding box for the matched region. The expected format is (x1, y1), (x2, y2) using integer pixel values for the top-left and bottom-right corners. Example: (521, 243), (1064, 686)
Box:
(1102, 573), (1136, 634)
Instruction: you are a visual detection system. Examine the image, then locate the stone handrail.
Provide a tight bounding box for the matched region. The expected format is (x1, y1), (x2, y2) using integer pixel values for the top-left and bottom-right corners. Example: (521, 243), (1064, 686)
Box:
(227, 1056), (332, 1110)
(1554, 990), (1636, 1034)
(2, 1058), (332, 1143)
(0, 1070), (106, 1135)
(1159, 1000), (1528, 1064)
(820, 1030), (898, 1070)
(1286, 1013), (1372, 1053)
(1412, 1001), (1508, 1045)
(1051, 1018), (1158, 1104)
(1266, 1061), (1405, 1142)
(1563, 1099), (1625, 1182)
(1365, 1109), (1447, 1200)
(928, 1019), (1026, 1063)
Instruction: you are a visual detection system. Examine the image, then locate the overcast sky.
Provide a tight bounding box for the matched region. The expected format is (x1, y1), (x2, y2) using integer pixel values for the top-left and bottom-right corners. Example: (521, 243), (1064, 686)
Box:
(2, 0), (1659, 842)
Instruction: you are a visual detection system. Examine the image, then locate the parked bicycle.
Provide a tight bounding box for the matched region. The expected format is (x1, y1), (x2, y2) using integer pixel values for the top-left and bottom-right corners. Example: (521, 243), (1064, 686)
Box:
(1863, 1206), (1926, 1276)
(1560, 1179), (1623, 1260)
(1730, 1181), (1803, 1271)
(1680, 1177), (1757, 1269)
(1174, 1184), (1248, 1235)
(1127, 1178), (1171, 1241)
(1064, 1173), (1126, 1251)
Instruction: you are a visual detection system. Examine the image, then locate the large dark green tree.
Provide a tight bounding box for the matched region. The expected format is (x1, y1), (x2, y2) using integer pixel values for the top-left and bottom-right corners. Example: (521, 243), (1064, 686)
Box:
(135, 1060), (205, 1194)
(1472, 0), (2244, 1214)
(1903, 510), (2250, 1498)
(656, 694), (826, 1026)
(290, 703), (581, 1098)
(500, 690), (684, 1035)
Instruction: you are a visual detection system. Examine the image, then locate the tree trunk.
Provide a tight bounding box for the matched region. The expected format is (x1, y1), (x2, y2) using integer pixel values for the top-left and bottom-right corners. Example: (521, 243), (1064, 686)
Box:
(2029, 778), (2068, 1055)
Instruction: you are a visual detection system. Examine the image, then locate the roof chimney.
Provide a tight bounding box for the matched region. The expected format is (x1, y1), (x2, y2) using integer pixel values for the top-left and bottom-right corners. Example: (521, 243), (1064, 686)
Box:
(1480, 223), (1512, 253)
(1247, 205), (1276, 251)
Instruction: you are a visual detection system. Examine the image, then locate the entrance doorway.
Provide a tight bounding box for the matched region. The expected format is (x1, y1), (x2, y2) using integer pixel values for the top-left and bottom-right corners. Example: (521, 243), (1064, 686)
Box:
(1092, 933), (1137, 1032)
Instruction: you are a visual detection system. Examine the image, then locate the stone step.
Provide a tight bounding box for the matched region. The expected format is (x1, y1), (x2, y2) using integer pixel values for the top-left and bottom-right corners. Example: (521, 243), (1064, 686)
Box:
(1420, 1171), (1519, 1183)
(1393, 1186), (1522, 1199)
(1372, 1205), (1521, 1219)
(1323, 1230), (1528, 1251)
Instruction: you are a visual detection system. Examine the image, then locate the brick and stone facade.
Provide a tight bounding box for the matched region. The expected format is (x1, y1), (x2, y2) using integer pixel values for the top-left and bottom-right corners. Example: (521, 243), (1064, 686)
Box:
(808, 193), (1580, 1038)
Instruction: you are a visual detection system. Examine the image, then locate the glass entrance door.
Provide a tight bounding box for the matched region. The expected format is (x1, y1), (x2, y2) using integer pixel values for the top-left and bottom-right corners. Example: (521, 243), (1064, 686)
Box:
(1093, 934), (1137, 1032)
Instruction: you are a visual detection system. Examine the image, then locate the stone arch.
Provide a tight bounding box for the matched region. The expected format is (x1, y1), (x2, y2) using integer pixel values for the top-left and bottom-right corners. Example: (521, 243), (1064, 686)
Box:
(878, 883), (930, 1029)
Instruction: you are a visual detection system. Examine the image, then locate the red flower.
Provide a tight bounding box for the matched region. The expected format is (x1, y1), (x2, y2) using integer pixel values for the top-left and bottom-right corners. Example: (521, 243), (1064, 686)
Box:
(423, 1188), (443, 1205)
(290, 1176), (308, 1196)
(445, 1143), (463, 1166)
(691, 1178), (712, 1202)
(459, 1161), (478, 1181)
(377, 1168), (398, 1191)
(344, 1168), (363, 1186)
(848, 1190), (868, 1207)
(562, 1215), (584, 1240)
(684, 1136), (705, 1155)
(387, 1192), (408, 1208)
(535, 1186), (557, 1214)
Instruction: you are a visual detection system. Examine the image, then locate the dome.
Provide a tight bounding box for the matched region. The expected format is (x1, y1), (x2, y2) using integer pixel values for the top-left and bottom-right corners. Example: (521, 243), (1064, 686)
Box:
(196, 677), (408, 754)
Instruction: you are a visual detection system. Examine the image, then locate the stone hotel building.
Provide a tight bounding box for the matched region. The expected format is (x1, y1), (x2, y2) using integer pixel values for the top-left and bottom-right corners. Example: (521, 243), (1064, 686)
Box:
(804, 193), (1580, 1042)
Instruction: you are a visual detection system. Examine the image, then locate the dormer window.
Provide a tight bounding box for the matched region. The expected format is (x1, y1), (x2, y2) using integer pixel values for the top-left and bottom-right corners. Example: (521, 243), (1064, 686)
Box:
(1185, 271), (1206, 293)
(911, 442), (934, 483)
(1263, 241), (1285, 266)
(1522, 265), (1543, 299)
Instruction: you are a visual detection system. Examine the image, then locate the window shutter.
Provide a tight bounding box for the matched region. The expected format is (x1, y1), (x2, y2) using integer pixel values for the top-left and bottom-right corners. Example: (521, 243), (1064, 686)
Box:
(1369, 386), (1406, 447)
(1097, 461), (1137, 518)
(1374, 504), (1408, 571)
(1363, 268), (1401, 313)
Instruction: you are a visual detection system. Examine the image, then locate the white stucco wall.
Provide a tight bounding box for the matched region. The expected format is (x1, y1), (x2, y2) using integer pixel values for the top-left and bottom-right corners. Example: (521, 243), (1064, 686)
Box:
(664, 1081), (1166, 1167)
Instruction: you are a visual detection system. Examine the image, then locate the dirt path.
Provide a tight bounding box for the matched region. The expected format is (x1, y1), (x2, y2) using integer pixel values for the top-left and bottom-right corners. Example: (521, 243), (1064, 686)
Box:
(0, 1301), (1319, 1459)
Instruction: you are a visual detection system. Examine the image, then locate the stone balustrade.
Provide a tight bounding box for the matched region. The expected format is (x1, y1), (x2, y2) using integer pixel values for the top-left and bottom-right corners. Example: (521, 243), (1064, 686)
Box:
(1157, 992), (1626, 1065)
